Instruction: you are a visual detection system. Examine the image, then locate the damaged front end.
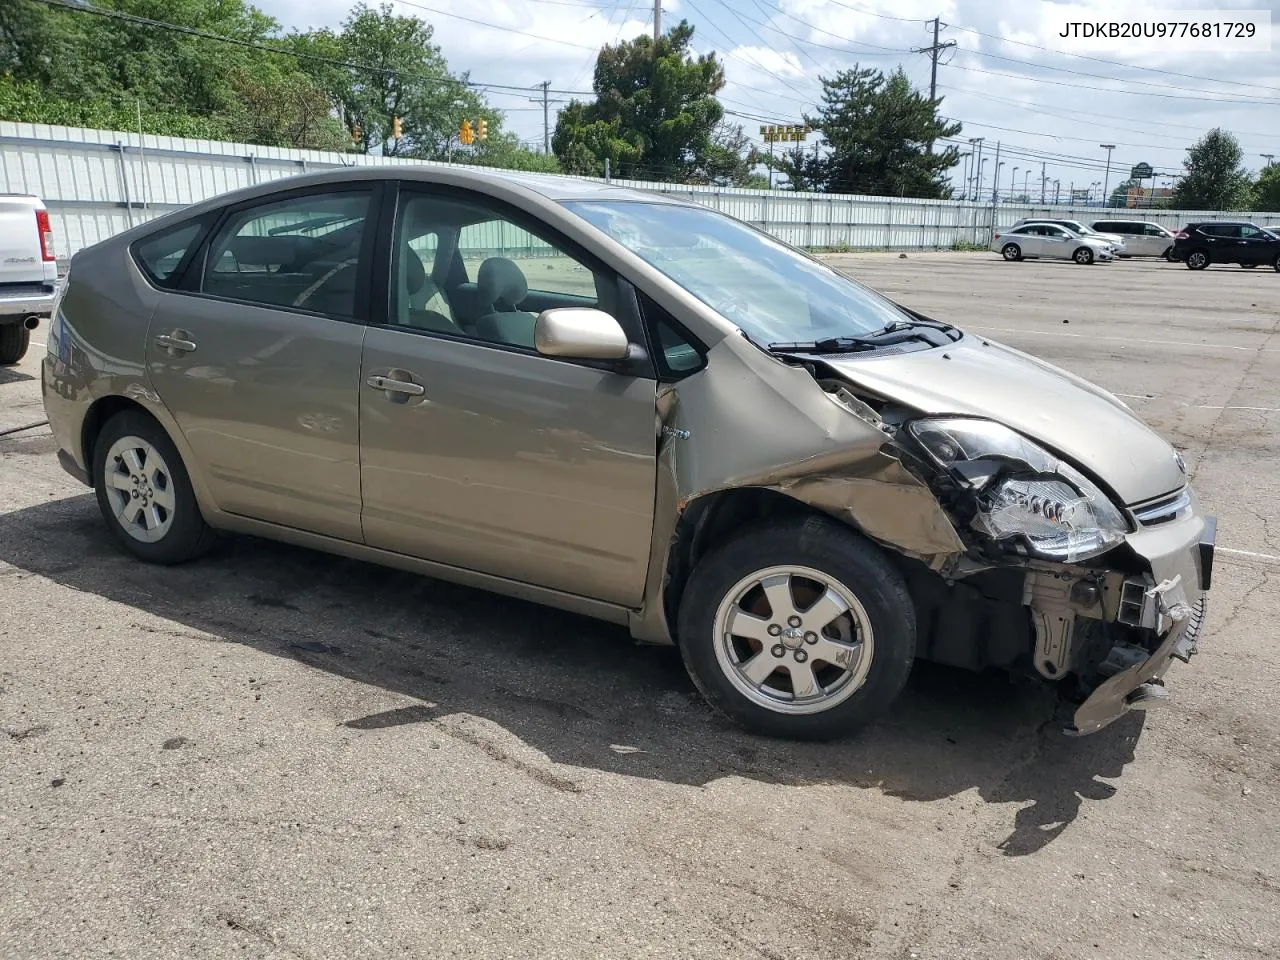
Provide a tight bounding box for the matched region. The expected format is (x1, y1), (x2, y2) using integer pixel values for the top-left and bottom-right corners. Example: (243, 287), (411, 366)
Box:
(892, 415), (1215, 736)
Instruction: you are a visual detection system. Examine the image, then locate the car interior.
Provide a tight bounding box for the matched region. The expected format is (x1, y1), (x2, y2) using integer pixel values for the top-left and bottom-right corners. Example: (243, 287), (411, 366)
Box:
(390, 196), (609, 350)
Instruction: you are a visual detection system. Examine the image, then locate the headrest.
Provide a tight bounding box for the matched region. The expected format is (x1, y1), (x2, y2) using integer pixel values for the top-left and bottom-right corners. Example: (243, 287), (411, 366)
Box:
(477, 257), (528, 310)
(401, 245), (427, 295)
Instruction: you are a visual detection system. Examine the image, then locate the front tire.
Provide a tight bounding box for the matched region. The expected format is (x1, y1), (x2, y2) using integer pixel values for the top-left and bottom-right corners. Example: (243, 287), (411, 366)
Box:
(0, 324), (30, 365)
(93, 410), (215, 564)
(1001, 243), (1022, 262)
(676, 516), (916, 741)
(1073, 247), (1094, 265)
(1274, 253), (1280, 273)
(1186, 249), (1209, 270)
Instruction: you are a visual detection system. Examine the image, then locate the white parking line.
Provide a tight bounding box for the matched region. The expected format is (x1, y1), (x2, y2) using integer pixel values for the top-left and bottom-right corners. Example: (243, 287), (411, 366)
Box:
(1219, 546), (1280, 563)
(1104, 394), (1280, 414)
(971, 325), (1259, 352)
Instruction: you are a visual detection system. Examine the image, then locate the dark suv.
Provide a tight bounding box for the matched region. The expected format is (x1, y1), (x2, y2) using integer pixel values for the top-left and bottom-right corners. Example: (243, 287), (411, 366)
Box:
(1170, 221), (1280, 271)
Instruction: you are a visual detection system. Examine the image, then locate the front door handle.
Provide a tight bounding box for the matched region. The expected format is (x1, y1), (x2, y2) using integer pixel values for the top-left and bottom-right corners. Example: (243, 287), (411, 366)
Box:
(366, 374), (425, 397)
(154, 332), (197, 354)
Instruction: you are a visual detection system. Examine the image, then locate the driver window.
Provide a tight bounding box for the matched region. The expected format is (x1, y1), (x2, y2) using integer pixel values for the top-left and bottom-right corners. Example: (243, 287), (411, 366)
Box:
(1144, 224), (1166, 236)
(1241, 226), (1262, 239)
(202, 190), (370, 319)
(391, 193), (612, 351)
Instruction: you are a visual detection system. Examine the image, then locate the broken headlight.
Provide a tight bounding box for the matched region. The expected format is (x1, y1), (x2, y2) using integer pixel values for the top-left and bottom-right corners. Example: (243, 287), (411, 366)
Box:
(907, 418), (1129, 562)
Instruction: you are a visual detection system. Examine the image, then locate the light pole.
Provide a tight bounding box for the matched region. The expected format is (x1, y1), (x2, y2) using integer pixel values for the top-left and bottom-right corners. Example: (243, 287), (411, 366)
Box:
(1023, 169), (1031, 198)
(977, 158), (988, 201)
(969, 137), (984, 201)
(1012, 167), (1019, 202)
(1053, 179), (1061, 204)
(994, 161), (1005, 203)
(1099, 143), (1116, 206)
(959, 152), (971, 199)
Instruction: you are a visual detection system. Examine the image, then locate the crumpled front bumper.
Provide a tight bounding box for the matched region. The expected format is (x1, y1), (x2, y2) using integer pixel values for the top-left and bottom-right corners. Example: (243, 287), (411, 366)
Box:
(1068, 510), (1215, 736)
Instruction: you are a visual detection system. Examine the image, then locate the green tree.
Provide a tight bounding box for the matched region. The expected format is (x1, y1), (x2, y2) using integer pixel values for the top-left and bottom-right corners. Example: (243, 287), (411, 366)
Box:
(469, 133), (560, 174)
(773, 66), (960, 197)
(1254, 163), (1280, 211)
(1172, 128), (1254, 210)
(0, 0), (342, 148)
(291, 3), (486, 157)
(552, 21), (730, 182)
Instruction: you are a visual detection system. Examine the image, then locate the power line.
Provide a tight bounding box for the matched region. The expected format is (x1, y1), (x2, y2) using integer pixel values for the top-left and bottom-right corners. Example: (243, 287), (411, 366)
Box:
(384, 0), (600, 51)
(684, 0), (816, 101)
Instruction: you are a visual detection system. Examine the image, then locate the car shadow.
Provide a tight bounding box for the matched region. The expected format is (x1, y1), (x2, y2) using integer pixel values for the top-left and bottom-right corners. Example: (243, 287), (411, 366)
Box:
(0, 366), (36, 386)
(0, 492), (1146, 856)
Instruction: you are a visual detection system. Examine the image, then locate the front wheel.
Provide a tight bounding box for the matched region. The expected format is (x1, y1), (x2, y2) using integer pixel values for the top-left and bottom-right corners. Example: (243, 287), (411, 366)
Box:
(93, 410), (216, 564)
(0, 324), (30, 365)
(1274, 253), (1280, 273)
(1001, 243), (1022, 262)
(676, 516), (916, 740)
(1161, 246), (1173, 261)
(1073, 247), (1094, 265)
(1186, 249), (1209, 270)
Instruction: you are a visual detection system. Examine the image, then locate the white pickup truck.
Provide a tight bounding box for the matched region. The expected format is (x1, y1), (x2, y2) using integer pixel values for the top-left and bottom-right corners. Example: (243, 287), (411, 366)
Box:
(0, 194), (58, 364)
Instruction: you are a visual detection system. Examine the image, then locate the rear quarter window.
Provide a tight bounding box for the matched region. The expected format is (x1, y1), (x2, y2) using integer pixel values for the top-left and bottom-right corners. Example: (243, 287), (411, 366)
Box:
(132, 220), (207, 288)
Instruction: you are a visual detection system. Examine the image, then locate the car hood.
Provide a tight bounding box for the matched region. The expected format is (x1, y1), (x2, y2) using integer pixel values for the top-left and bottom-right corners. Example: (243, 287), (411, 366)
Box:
(822, 335), (1185, 505)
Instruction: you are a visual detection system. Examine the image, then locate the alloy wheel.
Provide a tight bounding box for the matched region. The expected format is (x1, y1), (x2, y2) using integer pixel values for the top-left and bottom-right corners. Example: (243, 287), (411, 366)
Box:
(712, 565), (874, 715)
(103, 435), (176, 543)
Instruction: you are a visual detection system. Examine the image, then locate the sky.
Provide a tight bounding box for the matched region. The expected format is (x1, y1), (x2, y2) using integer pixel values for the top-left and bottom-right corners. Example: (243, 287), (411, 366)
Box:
(264, 0), (1280, 200)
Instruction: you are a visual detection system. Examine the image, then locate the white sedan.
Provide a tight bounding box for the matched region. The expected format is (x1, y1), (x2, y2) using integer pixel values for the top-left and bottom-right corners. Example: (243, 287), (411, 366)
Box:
(991, 223), (1115, 265)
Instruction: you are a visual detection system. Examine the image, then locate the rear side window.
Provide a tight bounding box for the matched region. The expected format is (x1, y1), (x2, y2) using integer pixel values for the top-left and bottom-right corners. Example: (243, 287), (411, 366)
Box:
(1202, 224), (1241, 238)
(201, 190), (372, 319)
(133, 221), (205, 288)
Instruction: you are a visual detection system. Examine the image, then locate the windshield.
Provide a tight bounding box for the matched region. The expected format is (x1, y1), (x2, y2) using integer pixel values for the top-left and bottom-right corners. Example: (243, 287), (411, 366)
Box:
(563, 200), (911, 342)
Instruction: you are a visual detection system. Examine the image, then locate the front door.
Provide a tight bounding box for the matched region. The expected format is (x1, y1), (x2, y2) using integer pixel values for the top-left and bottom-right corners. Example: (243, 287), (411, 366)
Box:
(1239, 225), (1274, 265)
(358, 188), (658, 606)
(146, 186), (376, 542)
(1040, 226), (1071, 258)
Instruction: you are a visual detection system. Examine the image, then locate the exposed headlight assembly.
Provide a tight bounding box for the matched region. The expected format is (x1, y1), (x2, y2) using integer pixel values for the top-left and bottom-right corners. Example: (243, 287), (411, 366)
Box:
(907, 418), (1129, 563)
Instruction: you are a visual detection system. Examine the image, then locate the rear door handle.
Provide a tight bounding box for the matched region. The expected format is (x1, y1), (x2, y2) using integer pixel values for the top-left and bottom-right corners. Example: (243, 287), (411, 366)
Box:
(153, 332), (197, 354)
(366, 375), (425, 397)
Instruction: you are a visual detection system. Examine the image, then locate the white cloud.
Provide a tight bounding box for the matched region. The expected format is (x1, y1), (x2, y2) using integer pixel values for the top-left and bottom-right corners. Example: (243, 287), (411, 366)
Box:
(260, 0), (1280, 179)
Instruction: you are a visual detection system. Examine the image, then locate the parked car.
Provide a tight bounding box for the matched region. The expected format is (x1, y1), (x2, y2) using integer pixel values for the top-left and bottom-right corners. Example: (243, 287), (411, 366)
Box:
(1169, 221), (1280, 271)
(0, 193), (58, 364)
(992, 223), (1115, 264)
(1090, 219), (1177, 259)
(1013, 218), (1126, 253)
(43, 168), (1213, 740)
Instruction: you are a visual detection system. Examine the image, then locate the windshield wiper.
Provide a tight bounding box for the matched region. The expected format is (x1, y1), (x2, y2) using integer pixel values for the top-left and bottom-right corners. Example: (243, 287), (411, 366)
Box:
(767, 336), (881, 354)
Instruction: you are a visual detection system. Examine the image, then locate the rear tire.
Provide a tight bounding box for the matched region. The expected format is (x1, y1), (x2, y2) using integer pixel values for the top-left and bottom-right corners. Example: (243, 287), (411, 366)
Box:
(1073, 247), (1094, 265)
(1001, 243), (1022, 262)
(92, 410), (216, 564)
(676, 515), (916, 741)
(1186, 249), (1209, 270)
(0, 325), (30, 365)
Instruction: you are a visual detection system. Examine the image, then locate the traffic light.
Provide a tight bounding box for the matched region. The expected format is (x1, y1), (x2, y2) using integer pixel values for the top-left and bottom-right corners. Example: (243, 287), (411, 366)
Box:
(391, 116), (403, 140)
(459, 119), (474, 146)
(476, 118), (488, 142)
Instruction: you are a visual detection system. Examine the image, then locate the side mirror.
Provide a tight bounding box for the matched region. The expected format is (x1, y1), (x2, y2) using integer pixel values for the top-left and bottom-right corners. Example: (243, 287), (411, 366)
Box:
(534, 308), (630, 361)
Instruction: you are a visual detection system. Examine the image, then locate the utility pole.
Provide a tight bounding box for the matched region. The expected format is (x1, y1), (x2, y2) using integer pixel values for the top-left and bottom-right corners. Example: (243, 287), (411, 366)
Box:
(653, 0), (661, 42)
(530, 81), (563, 154)
(1040, 161), (1046, 204)
(1099, 143), (1116, 207)
(1262, 153), (1275, 166)
(912, 18), (956, 152)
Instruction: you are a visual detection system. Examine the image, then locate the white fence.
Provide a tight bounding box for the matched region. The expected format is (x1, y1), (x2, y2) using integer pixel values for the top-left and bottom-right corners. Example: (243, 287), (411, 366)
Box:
(4, 121), (1279, 258)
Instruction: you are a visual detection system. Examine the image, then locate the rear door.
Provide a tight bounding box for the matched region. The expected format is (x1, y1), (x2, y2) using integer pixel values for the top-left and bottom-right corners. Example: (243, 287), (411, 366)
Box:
(1009, 227), (1041, 256)
(1200, 223), (1241, 261)
(146, 184), (378, 542)
(357, 185), (659, 606)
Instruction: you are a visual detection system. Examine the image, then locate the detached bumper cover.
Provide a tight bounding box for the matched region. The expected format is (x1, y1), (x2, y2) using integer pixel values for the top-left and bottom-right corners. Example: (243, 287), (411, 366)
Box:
(1068, 511), (1215, 736)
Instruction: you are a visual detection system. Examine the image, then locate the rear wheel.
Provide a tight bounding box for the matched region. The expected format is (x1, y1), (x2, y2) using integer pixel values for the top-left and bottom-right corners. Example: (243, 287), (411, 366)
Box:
(1001, 243), (1022, 262)
(1186, 249), (1209, 270)
(1073, 247), (1094, 265)
(0, 325), (30, 365)
(92, 410), (215, 564)
(676, 516), (916, 741)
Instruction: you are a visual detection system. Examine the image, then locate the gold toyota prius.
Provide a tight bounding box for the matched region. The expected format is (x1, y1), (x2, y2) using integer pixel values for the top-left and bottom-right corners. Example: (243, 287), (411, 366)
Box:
(42, 167), (1214, 740)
